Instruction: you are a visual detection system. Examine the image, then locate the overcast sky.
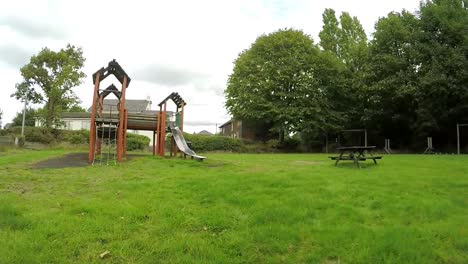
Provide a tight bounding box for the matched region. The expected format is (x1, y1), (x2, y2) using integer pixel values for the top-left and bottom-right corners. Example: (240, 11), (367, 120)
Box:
(0, 0), (421, 133)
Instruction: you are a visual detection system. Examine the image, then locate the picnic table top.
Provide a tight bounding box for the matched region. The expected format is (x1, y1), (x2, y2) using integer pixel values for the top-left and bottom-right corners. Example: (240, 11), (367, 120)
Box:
(336, 146), (376, 151)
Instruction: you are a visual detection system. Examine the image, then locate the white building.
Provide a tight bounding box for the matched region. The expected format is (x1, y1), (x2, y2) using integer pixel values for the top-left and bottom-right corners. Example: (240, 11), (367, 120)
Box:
(35, 98), (157, 145)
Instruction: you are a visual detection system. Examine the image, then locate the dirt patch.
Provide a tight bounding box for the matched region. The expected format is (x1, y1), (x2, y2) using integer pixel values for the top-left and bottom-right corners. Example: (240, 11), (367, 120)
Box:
(293, 160), (322, 165)
(32, 153), (150, 169)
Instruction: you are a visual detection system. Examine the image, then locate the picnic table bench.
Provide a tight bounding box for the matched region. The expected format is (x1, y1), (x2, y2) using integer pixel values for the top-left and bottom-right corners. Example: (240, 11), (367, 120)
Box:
(329, 146), (382, 168)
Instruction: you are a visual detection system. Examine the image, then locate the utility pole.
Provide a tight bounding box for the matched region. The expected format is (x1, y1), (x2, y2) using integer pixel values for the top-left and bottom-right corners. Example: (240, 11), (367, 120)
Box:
(21, 98), (27, 137)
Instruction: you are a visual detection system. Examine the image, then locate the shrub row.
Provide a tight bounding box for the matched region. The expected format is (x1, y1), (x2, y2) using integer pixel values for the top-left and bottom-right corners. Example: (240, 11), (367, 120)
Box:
(183, 133), (244, 152)
(3, 126), (150, 151)
(126, 133), (150, 151)
(2, 126), (296, 153)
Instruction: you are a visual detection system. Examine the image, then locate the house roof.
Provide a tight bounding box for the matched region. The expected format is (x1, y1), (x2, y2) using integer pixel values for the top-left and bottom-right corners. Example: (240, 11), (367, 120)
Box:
(60, 110), (173, 119)
(197, 130), (213, 136)
(87, 99), (151, 113)
(62, 112), (91, 118)
(219, 119), (233, 128)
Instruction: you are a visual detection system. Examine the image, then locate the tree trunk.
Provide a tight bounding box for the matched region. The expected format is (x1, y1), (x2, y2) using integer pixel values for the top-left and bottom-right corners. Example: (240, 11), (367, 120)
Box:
(278, 126), (285, 144)
(45, 98), (55, 128)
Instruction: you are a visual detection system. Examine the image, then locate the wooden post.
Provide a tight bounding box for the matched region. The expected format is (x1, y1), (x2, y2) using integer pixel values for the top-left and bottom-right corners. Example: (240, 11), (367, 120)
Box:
(160, 102), (167, 157)
(157, 105), (162, 156)
(88, 71), (101, 164)
(117, 76), (128, 162)
(180, 103), (184, 132)
(96, 94), (104, 156)
(152, 131), (156, 156)
(123, 109), (128, 157)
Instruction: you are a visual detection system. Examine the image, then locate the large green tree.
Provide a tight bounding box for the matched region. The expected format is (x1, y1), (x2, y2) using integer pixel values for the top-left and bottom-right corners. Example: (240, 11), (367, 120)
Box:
(11, 108), (38, 127)
(12, 44), (86, 128)
(319, 9), (341, 56)
(225, 29), (341, 142)
(318, 9), (369, 129)
(414, 0), (468, 139)
(363, 11), (420, 145)
(363, 0), (468, 147)
(319, 9), (368, 70)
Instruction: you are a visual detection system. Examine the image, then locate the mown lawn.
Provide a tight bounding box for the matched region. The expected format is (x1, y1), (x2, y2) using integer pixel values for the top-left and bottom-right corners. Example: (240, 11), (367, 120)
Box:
(0, 150), (467, 263)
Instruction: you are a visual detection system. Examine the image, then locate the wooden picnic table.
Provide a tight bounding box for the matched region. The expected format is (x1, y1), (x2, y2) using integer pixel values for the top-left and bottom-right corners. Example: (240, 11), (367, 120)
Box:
(329, 146), (382, 168)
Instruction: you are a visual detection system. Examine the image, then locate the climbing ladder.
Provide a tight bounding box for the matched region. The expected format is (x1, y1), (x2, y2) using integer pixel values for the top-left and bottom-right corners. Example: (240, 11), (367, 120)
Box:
(93, 123), (118, 165)
(92, 103), (120, 165)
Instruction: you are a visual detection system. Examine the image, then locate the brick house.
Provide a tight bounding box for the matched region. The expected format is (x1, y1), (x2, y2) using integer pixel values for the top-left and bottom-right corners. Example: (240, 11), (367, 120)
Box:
(219, 119), (271, 141)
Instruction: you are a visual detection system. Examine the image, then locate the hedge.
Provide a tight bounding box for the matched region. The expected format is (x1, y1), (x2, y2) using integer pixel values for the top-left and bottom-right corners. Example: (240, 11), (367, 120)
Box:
(3, 126), (150, 151)
(183, 133), (244, 152)
(126, 133), (150, 151)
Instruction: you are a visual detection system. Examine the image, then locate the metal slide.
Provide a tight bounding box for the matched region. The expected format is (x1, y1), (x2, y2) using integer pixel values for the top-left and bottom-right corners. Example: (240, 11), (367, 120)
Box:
(170, 126), (206, 160)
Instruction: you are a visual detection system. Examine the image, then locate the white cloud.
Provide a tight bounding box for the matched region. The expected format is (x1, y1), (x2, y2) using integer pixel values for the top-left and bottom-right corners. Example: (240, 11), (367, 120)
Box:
(0, 44), (31, 68)
(0, 0), (420, 133)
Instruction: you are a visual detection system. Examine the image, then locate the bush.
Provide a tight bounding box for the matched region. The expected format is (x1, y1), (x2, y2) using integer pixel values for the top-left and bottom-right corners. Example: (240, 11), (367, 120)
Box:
(126, 133), (150, 151)
(26, 127), (57, 144)
(183, 133), (244, 152)
(64, 129), (89, 144)
(266, 139), (280, 149)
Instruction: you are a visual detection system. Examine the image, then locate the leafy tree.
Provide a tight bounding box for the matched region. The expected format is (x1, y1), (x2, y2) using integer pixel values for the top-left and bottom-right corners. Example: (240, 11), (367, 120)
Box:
(225, 29), (340, 142)
(0, 108), (3, 129)
(363, 11), (420, 145)
(66, 105), (87, 112)
(319, 9), (341, 56)
(318, 9), (369, 129)
(12, 108), (38, 127)
(338, 12), (368, 71)
(363, 0), (468, 148)
(12, 44), (86, 128)
(414, 0), (468, 140)
(319, 9), (368, 70)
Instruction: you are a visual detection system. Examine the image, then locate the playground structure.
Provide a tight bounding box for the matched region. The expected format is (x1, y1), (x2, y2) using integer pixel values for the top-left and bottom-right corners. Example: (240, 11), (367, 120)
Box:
(88, 60), (204, 164)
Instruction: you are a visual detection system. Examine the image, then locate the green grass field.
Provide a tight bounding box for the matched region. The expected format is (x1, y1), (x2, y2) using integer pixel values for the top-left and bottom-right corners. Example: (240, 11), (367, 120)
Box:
(0, 150), (467, 263)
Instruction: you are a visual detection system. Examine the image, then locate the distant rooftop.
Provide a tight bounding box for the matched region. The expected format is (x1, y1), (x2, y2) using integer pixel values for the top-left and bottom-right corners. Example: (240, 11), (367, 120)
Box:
(87, 99), (151, 113)
(197, 130), (213, 136)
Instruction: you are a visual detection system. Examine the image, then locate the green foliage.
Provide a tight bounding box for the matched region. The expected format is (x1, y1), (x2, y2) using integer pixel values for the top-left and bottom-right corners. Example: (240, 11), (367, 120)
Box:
(319, 9), (341, 55)
(319, 9), (368, 70)
(318, 9), (369, 129)
(364, 11), (420, 144)
(126, 133), (150, 151)
(65, 105), (87, 112)
(65, 129), (89, 144)
(5, 127), (58, 144)
(12, 44), (86, 128)
(12, 107), (37, 127)
(183, 133), (243, 152)
(226, 29), (342, 142)
(414, 0), (468, 135)
(2, 127), (149, 150)
(362, 0), (468, 147)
